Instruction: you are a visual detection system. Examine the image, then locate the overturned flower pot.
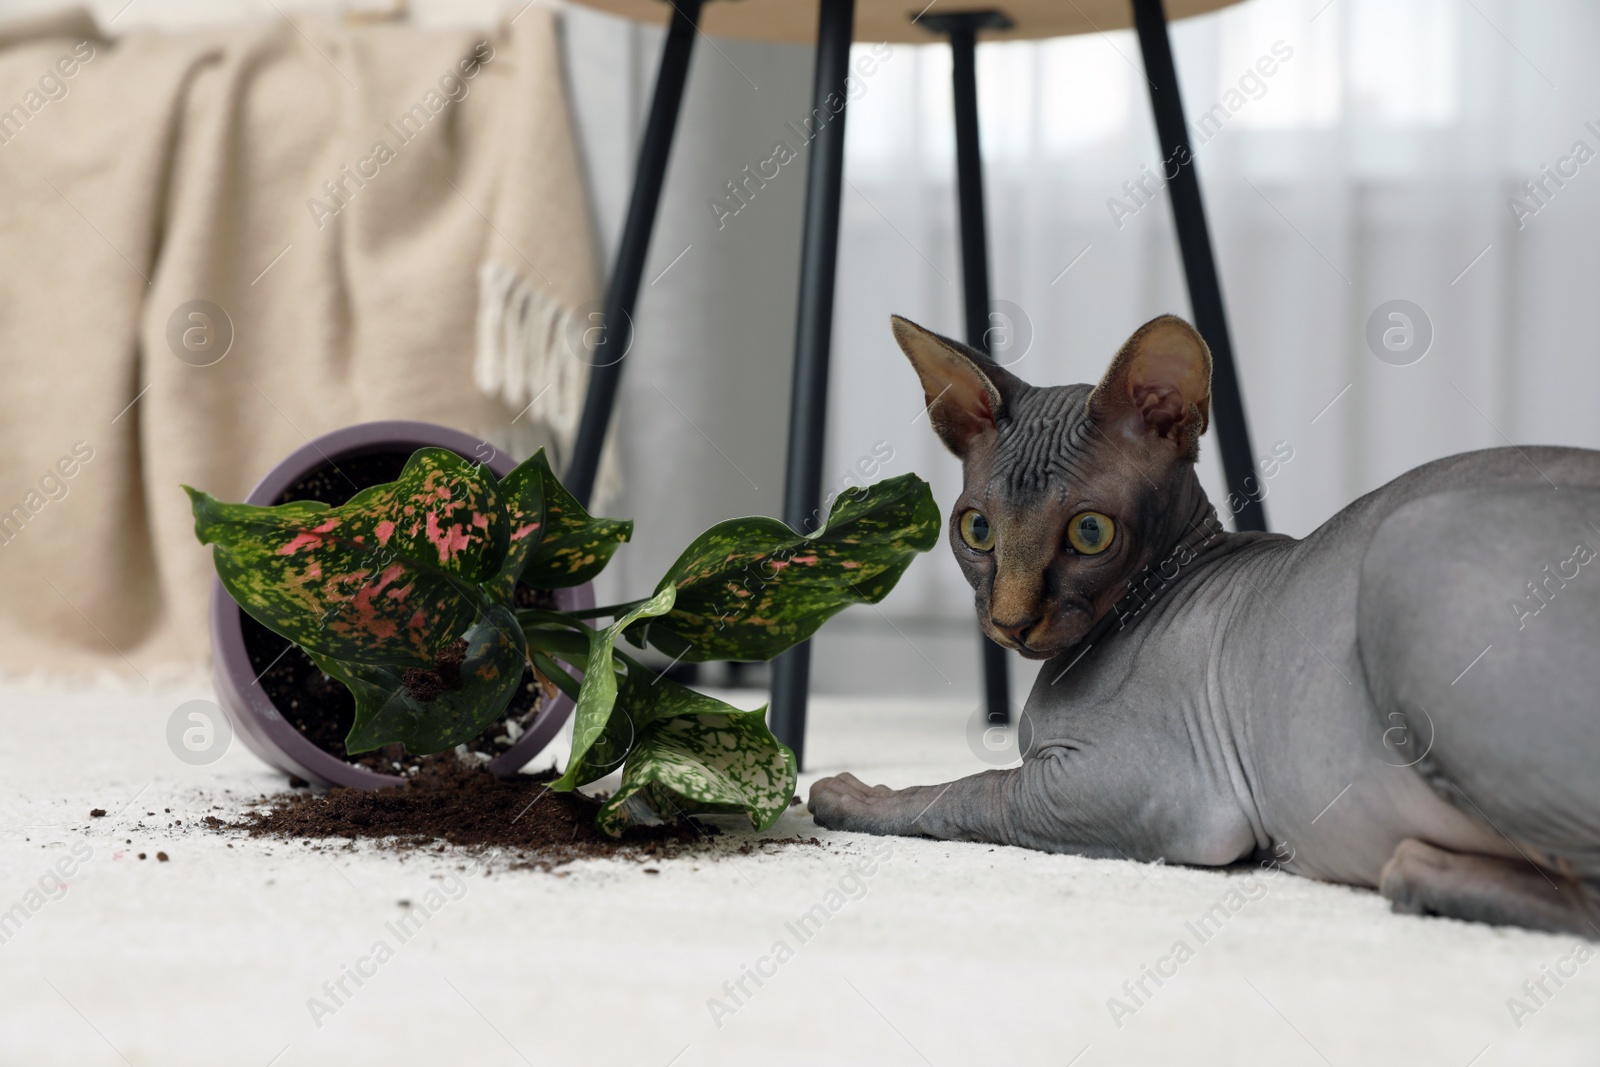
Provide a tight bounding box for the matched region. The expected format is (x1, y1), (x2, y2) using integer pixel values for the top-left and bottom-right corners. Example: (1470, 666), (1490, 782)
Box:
(209, 420), (591, 790)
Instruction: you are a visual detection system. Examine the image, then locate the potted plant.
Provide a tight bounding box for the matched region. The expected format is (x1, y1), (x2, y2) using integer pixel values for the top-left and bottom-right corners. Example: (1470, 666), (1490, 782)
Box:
(189, 432), (940, 835)
(207, 421), (599, 790)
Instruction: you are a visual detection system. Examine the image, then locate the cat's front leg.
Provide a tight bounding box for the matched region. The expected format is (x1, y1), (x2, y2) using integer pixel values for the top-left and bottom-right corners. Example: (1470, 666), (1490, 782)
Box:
(807, 769), (1009, 841)
(808, 753), (1098, 853)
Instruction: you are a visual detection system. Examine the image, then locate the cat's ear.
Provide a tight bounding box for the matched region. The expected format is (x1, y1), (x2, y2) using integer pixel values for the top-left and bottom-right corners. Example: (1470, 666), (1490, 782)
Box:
(892, 315), (1023, 457)
(1089, 315), (1212, 457)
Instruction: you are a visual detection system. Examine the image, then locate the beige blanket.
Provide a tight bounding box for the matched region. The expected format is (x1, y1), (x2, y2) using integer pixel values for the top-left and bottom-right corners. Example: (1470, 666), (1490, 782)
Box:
(0, 6), (599, 675)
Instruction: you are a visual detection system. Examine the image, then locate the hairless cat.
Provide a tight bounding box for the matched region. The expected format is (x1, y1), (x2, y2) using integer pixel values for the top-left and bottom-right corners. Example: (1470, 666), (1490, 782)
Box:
(807, 314), (1600, 935)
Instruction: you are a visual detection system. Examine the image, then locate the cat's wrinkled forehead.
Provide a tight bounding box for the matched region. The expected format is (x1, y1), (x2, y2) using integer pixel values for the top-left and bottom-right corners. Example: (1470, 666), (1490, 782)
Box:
(989, 383), (1095, 499)
(893, 311), (1214, 509)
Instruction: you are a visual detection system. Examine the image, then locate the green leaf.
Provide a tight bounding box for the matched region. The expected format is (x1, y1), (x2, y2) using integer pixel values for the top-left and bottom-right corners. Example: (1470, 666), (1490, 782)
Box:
(310, 604), (528, 755)
(514, 451), (632, 589)
(560, 653), (730, 788)
(186, 448), (506, 667)
(483, 451), (546, 604)
(549, 585), (677, 792)
(595, 710), (797, 837)
(629, 473), (941, 662)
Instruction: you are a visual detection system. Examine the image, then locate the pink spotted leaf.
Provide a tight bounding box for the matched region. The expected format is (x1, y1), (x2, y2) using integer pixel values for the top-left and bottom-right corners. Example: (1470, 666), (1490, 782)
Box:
(186, 447), (507, 667)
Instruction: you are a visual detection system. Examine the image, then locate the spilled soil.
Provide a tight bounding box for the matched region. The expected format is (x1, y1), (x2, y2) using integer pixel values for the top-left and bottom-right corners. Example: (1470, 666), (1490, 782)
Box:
(233, 754), (814, 871)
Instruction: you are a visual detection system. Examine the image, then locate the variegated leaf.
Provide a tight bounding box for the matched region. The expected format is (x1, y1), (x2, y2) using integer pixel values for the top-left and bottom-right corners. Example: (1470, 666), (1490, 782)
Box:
(549, 585), (676, 792)
(626, 473), (940, 663)
(484, 451), (545, 604)
(311, 604), (527, 754)
(515, 451), (632, 589)
(186, 448), (506, 667)
(596, 710), (797, 837)
(561, 654), (734, 789)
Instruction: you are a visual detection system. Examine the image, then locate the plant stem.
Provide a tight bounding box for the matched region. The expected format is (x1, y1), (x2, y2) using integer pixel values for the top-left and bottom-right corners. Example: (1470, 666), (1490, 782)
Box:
(562, 599), (648, 620)
(515, 609), (595, 635)
(523, 627), (590, 660)
(531, 652), (582, 700)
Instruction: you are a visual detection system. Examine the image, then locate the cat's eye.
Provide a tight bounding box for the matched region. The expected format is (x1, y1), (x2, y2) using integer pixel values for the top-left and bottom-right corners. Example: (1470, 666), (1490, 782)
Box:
(959, 510), (995, 551)
(1068, 512), (1115, 555)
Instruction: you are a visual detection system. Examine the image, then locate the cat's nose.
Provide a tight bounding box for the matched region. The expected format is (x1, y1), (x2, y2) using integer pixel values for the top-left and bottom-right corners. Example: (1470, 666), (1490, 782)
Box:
(990, 613), (1042, 642)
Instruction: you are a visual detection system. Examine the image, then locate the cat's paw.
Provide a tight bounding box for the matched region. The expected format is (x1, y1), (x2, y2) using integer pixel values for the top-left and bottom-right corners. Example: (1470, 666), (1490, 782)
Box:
(807, 772), (898, 834)
(1379, 838), (1445, 916)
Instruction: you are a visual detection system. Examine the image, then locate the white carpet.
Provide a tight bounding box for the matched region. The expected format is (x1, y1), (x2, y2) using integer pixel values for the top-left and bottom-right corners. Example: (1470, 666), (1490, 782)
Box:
(1, 676), (1595, 1066)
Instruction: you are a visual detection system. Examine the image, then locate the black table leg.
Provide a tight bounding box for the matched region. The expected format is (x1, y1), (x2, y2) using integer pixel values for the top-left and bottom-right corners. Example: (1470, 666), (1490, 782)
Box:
(564, 0), (705, 508)
(769, 0), (857, 770)
(922, 10), (1015, 727)
(1129, 0), (1265, 533)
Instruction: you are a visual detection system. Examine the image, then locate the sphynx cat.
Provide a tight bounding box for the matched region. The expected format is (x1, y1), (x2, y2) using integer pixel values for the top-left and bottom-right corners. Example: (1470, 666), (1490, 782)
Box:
(808, 314), (1600, 935)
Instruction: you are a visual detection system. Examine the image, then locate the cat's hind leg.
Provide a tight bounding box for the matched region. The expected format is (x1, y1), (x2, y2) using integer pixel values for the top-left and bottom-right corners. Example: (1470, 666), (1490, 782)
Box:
(1359, 487), (1600, 926)
(1380, 838), (1599, 936)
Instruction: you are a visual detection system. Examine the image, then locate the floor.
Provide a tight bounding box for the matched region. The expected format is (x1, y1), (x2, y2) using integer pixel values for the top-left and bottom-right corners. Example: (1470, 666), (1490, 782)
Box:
(1, 675), (1596, 1066)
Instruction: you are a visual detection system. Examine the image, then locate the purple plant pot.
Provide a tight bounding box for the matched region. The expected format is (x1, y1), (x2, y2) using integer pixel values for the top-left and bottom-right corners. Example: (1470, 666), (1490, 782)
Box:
(209, 420), (588, 790)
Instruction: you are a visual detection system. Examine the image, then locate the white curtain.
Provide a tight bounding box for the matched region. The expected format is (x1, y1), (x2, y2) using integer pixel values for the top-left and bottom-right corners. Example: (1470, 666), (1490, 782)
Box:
(831, 0), (1600, 625)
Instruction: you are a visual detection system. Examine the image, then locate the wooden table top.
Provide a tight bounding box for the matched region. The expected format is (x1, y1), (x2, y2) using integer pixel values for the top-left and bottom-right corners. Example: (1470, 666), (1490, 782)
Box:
(571, 0), (1245, 45)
